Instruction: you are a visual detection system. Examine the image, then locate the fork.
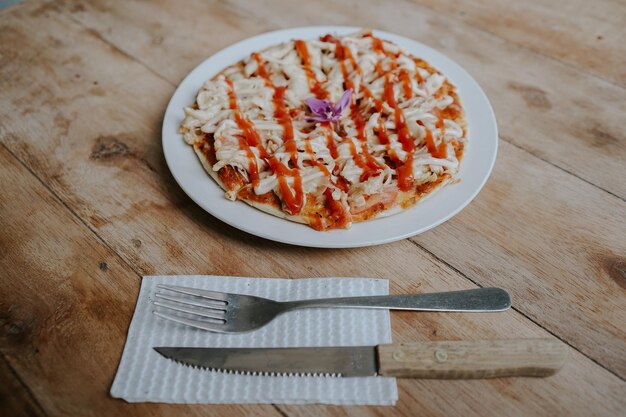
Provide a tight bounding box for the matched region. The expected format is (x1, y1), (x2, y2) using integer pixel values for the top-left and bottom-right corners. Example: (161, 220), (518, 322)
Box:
(152, 284), (511, 333)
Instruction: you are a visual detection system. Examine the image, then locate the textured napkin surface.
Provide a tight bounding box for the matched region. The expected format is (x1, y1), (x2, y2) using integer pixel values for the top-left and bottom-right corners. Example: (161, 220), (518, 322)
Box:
(110, 275), (397, 405)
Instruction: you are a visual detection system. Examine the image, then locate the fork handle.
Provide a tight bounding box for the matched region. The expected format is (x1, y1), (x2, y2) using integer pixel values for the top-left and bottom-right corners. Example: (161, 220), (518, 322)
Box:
(284, 288), (511, 312)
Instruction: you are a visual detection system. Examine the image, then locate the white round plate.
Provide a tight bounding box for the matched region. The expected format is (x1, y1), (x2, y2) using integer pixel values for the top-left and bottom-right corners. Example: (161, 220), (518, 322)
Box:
(163, 26), (497, 248)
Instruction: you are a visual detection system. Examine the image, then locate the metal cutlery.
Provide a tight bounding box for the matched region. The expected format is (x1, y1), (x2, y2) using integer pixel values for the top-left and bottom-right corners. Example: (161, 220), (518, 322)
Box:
(152, 284), (511, 333)
(154, 338), (566, 379)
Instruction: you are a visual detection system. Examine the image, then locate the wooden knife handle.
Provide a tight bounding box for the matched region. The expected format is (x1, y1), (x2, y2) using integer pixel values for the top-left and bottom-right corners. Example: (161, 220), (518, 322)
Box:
(377, 339), (567, 379)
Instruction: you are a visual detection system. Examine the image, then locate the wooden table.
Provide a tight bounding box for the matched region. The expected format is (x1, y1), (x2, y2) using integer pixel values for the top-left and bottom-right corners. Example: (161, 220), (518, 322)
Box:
(1, 0), (624, 416)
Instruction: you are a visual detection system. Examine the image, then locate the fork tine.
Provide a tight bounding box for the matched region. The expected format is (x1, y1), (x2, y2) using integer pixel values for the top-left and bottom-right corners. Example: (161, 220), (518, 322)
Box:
(155, 293), (227, 311)
(153, 311), (230, 333)
(153, 301), (226, 320)
(157, 284), (229, 302)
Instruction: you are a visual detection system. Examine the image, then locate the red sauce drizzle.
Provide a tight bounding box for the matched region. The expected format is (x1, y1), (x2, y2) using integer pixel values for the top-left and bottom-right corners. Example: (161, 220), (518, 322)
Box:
(374, 60), (385, 77)
(420, 111), (448, 159)
(322, 34), (362, 92)
(346, 89), (385, 180)
(294, 39), (329, 99)
(333, 176), (349, 192)
(323, 35), (385, 184)
(435, 116), (447, 158)
(232, 110), (265, 187)
(272, 86), (298, 166)
(267, 158), (304, 214)
(399, 69), (412, 99)
(322, 188), (350, 229)
(371, 36), (385, 55)
(396, 153), (414, 191)
(414, 70), (423, 84)
(367, 33), (398, 73)
(388, 58), (398, 72)
(328, 36), (383, 121)
(252, 52), (272, 86)
(344, 46), (360, 74)
(384, 75), (415, 153)
(345, 139), (385, 182)
(363, 86), (383, 112)
(283, 140), (299, 167)
(304, 140), (331, 176)
(338, 54), (355, 90)
(253, 55), (300, 166)
(337, 58), (355, 91)
(383, 75), (418, 191)
(413, 58), (424, 83)
(375, 118), (399, 161)
(323, 124), (339, 159)
(324, 35), (383, 124)
(237, 137), (259, 181)
(423, 125), (448, 159)
(233, 111), (266, 156)
(226, 79), (238, 110)
(339, 61), (352, 88)
(424, 128), (436, 155)
(234, 137), (259, 179)
(226, 78), (304, 214)
(350, 100), (367, 142)
(376, 118), (391, 145)
(436, 118), (449, 158)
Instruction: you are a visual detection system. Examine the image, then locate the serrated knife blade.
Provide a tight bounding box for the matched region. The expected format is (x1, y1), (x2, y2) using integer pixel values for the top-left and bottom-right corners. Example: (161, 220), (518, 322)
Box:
(154, 346), (377, 377)
(154, 339), (567, 379)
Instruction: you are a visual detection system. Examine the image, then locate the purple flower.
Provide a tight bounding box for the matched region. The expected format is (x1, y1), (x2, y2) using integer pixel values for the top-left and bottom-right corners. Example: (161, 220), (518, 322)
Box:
(305, 89), (353, 123)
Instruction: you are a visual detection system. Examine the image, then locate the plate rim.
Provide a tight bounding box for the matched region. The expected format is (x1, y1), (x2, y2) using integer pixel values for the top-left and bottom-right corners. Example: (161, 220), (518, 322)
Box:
(162, 25), (498, 248)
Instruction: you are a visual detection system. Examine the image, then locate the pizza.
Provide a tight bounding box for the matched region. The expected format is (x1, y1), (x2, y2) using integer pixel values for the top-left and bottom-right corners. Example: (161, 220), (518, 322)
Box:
(180, 30), (467, 231)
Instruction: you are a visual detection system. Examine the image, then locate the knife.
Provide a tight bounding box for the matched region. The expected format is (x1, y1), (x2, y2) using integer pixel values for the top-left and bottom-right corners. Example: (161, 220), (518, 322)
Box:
(154, 339), (567, 379)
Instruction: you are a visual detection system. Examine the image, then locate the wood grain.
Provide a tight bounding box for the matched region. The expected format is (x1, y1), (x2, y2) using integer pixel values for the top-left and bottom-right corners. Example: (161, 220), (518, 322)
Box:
(2, 0), (624, 376)
(0, 0), (625, 416)
(413, 139), (626, 376)
(222, 0), (626, 198)
(0, 145), (281, 417)
(411, 0), (626, 86)
(0, 357), (46, 417)
(57, 0), (626, 198)
(2, 125), (624, 417)
(215, 0), (626, 375)
(57, 0), (276, 84)
(377, 339), (567, 379)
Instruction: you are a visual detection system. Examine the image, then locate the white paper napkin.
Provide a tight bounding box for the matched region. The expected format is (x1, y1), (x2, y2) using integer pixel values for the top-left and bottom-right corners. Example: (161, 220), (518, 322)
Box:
(110, 275), (398, 405)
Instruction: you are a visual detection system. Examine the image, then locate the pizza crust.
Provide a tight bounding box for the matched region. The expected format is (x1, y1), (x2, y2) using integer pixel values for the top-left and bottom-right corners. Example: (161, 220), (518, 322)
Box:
(193, 141), (309, 225)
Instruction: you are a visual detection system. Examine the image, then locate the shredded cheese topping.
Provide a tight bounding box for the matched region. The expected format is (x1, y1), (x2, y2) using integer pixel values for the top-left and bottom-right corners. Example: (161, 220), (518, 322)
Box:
(181, 30), (467, 229)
